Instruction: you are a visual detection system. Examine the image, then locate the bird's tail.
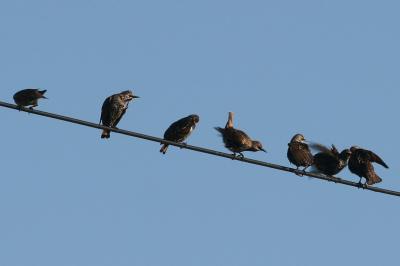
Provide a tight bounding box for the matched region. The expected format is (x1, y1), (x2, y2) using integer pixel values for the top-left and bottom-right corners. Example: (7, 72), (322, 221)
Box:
(160, 144), (169, 154)
(366, 172), (382, 186)
(101, 130), (110, 139)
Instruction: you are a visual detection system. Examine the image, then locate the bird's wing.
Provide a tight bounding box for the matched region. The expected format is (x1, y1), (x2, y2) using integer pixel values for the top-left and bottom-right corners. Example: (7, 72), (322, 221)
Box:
(100, 96), (112, 125)
(290, 142), (314, 164)
(367, 150), (389, 168)
(232, 129), (252, 145)
(164, 117), (193, 141)
(310, 143), (334, 156)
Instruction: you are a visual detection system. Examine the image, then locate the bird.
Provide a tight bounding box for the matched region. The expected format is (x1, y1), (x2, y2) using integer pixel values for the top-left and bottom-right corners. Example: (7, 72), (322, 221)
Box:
(160, 114), (200, 154)
(287, 134), (314, 172)
(348, 146), (389, 186)
(312, 144), (351, 176)
(215, 112), (266, 158)
(13, 89), (47, 109)
(99, 90), (139, 139)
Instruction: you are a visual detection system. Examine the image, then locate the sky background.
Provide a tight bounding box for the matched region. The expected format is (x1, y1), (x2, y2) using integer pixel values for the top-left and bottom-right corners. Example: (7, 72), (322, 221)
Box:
(0, 0), (399, 265)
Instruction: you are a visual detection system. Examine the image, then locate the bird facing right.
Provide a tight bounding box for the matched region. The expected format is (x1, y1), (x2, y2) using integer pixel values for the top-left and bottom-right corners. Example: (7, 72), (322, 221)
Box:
(287, 134), (313, 171)
(215, 112), (266, 158)
(100, 90), (139, 139)
(348, 146), (389, 186)
(13, 89), (47, 109)
(160, 114), (200, 154)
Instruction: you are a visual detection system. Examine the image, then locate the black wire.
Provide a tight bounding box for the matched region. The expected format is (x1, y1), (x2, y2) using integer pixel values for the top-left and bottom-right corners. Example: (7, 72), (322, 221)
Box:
(1, 100), (399, 197)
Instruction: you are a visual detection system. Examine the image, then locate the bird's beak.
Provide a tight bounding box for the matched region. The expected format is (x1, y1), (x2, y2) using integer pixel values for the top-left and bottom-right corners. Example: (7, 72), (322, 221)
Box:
(260, 148), (267, 153)
(42, 96), (48, 99)
(133, 95), (140, 98)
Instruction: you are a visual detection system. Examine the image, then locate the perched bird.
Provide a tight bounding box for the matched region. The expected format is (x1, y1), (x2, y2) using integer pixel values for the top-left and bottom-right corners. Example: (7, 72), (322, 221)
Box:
(13, 89), (47, 109)
(215, 112), (266, 158)
(160, 114), (200, 154)
(312, 144), (351, 176)
(287, 134), (313, 171)
(348, 146), (389, 186)
(99, 90), (139, 139)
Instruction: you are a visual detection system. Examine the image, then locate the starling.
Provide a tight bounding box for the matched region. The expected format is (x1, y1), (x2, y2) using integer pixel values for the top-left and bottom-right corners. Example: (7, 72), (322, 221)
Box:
(160, 114), (200, 154)
(99, 90), (139, 139)
(287, 134), (313, 171)
(215, 112), (266, 158)
(348, 146), (389, 186)
(13, 89), (47, 109)
(312, 144), (351, 176)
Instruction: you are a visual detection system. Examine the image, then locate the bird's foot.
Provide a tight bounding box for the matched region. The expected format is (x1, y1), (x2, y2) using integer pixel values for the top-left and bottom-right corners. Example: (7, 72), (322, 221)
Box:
(357, 181), (366, 189)
(179, 142), (188, 149)
(294, 167), (304, 176)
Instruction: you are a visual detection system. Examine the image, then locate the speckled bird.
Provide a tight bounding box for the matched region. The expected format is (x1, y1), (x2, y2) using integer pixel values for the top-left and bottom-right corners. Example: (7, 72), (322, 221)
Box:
(287, 134), (313, 171)
(215, 112), (266, 158)
(160, 114), (200, 154)
(312, 144), (351, 176)
(13, 89), (47, 109)
(348, 146), (388, 186)
(100, 90), (139, 139)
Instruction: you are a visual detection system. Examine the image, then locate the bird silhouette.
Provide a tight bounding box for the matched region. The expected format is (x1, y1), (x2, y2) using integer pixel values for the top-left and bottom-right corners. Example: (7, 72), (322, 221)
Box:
(312, 144), (351, 176)
(215, 112), (266, 158)
(348, 146), (388, 186)
(13, 89), (47, 109)
(100, 90), (139, 139)
(287, 134), (313, 172)
(160, 114), (200, 154)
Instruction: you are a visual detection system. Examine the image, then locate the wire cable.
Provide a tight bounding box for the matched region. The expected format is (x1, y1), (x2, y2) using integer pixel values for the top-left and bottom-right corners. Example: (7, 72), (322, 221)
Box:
(1, 100), (398, 197)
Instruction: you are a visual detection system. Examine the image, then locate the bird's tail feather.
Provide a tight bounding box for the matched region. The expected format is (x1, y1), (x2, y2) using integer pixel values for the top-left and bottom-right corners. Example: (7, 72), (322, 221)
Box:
(101, 130), (110, 139)
(367, 172), (382, 185)
(160, 144), (169, 154)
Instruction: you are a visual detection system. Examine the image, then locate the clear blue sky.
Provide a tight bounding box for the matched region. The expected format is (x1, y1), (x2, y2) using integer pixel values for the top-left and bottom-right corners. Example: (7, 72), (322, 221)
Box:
(1, 1), (399, 265)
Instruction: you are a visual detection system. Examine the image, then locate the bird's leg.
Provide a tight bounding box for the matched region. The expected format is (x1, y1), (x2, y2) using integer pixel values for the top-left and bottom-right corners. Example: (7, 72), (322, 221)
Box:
(179, 142), (188, 149)
(357, 177), (363, 188)
(238, 152), (245, 159)
(295, 166), (304, 176)
(231, 152), (237, 160)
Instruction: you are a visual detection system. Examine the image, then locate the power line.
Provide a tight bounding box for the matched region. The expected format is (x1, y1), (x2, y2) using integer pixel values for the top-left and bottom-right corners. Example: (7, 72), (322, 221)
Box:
(1, 100), (399, 197)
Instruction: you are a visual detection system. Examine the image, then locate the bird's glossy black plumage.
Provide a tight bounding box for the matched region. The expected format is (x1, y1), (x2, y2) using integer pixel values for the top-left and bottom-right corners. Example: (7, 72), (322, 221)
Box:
(100, 90), (139, 139)
(287, 134), (313, 171)
(215, 112), (266, 158)
(348, 146), (388, 186)
(13, 89), (47, 109)
(160, 114), (200, 154)
(312, 144), (351, 176)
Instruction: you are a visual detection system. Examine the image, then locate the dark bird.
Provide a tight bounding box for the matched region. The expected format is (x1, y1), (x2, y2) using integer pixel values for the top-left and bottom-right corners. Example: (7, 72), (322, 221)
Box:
(13, 89), (47, 109)
(215, 112), (266, 158)
(160, 114), (200, 154)
(348, 146), (389, 186)
(287, 134), (313, 171)
(312, 144), (351, 176)
(100, 90), (139, 139)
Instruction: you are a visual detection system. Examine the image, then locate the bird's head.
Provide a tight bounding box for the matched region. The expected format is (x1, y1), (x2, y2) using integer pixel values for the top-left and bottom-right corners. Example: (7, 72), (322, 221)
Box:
(291, 133), (306, 143)
(189, 114), (200, 124)
(340, 149), (352, 160)
(120, 90), (139, 102)
(251, 141), (267, 153)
